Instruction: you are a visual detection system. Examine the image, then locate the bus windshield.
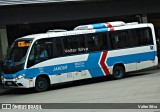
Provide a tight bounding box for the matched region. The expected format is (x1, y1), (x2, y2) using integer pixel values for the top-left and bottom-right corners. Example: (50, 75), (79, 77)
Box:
(6, 39), (33, 66)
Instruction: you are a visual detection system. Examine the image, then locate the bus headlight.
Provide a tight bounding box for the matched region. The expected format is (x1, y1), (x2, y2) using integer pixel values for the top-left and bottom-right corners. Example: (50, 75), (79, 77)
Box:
(16, 74), (25, 79)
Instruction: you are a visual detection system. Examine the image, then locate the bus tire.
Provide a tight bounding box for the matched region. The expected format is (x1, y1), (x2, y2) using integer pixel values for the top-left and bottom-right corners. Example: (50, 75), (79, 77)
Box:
(112, 65), (125, 79)
(35, 77), (49, 92)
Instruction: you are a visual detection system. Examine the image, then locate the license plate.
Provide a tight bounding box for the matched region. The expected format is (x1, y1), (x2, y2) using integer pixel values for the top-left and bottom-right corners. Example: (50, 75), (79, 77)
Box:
(7, 82), (12, 86)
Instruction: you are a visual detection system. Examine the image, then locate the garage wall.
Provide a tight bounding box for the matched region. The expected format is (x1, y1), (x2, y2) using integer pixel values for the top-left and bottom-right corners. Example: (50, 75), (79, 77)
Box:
(0, 0), (160, 26)
(0, 0), (160, 60)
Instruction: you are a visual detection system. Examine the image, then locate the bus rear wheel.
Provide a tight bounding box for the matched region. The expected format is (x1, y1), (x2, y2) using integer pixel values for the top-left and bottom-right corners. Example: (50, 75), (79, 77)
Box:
(112, 65), (125, 79)
(35, 77), (49, 92)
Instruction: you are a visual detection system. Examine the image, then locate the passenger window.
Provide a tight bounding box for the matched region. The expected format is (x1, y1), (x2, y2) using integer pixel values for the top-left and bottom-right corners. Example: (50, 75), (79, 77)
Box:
(97, 33), (109, 51)
(54, 38), (64, 57)
(85, 34), (99, 52)
(130, 28), (153, 47)
(63, 36), (79, 55)
(137, 28), (153, 45)
(79, 36), (87, 53)
(85, 33), (109, 52)
(110, 31), (130, 49)
(130, 30), (139, 47)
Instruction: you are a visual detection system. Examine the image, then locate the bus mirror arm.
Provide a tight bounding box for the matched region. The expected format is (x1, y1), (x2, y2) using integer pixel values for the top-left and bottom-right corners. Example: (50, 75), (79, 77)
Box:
(6, 46), (10, 54)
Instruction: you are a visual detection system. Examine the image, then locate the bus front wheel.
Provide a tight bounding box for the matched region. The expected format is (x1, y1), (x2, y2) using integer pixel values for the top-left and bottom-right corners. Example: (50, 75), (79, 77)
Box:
(112, 65), (125, 79)
(35, 77), (49, 92)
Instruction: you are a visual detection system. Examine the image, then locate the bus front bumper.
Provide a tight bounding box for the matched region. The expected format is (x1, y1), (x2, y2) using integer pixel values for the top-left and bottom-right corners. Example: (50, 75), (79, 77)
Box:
(1, 77), (35, 88)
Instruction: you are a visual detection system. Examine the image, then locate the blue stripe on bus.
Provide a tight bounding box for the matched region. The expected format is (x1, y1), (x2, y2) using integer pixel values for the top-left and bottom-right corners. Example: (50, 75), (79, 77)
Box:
(87, 52), (104, 77)
(107, 51), (156, 66)
(3, 51), (156, 79)
(95, 28), (109, 33)
(92, 23), (106, 29)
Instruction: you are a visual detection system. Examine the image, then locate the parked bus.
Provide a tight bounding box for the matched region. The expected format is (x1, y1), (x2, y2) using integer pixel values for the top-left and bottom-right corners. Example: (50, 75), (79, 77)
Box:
(1, 21), (158, 92)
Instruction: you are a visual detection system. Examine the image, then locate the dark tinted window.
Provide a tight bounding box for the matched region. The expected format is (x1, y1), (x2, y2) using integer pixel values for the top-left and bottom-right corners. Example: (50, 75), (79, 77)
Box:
(97, 33), (109, 51)
(130, 30), (139, 47)
(139, 28), (153, 45)
(53, 33), (109, 57)
(78, 35), (87, 53)
(54, 38), (64, 57)
(110, 31), (130, 49)
(63, 36), (79, 55)
(85, 33), (109, 52)
(130, 28), (153, 47)
(85, 34), (99, 52)
(63, 35), (87, 55)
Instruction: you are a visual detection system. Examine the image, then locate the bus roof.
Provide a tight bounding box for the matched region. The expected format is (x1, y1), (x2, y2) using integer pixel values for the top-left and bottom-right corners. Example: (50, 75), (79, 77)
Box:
(20, 34), (45, 39)
(18, 22), (154, 41)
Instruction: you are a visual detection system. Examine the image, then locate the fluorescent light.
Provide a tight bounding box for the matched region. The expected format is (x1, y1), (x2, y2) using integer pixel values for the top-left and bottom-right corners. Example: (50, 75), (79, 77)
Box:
(0, 0), (86, 6)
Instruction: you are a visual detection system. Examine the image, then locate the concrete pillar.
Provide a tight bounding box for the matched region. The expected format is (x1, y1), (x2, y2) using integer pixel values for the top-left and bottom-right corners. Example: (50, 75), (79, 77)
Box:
(0, 33), (2, 61)
(0, 27), (8, 60)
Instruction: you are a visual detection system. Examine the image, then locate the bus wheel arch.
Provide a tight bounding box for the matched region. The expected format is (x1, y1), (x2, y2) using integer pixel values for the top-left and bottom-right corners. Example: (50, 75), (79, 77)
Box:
(112, 63), (125, 80)
(35, 74), (51, 92)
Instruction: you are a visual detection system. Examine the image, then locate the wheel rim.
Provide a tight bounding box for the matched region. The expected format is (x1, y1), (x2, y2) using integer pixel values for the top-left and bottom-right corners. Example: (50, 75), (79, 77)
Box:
(115, 68), (123, 77)
(38, 80), (46, 89)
